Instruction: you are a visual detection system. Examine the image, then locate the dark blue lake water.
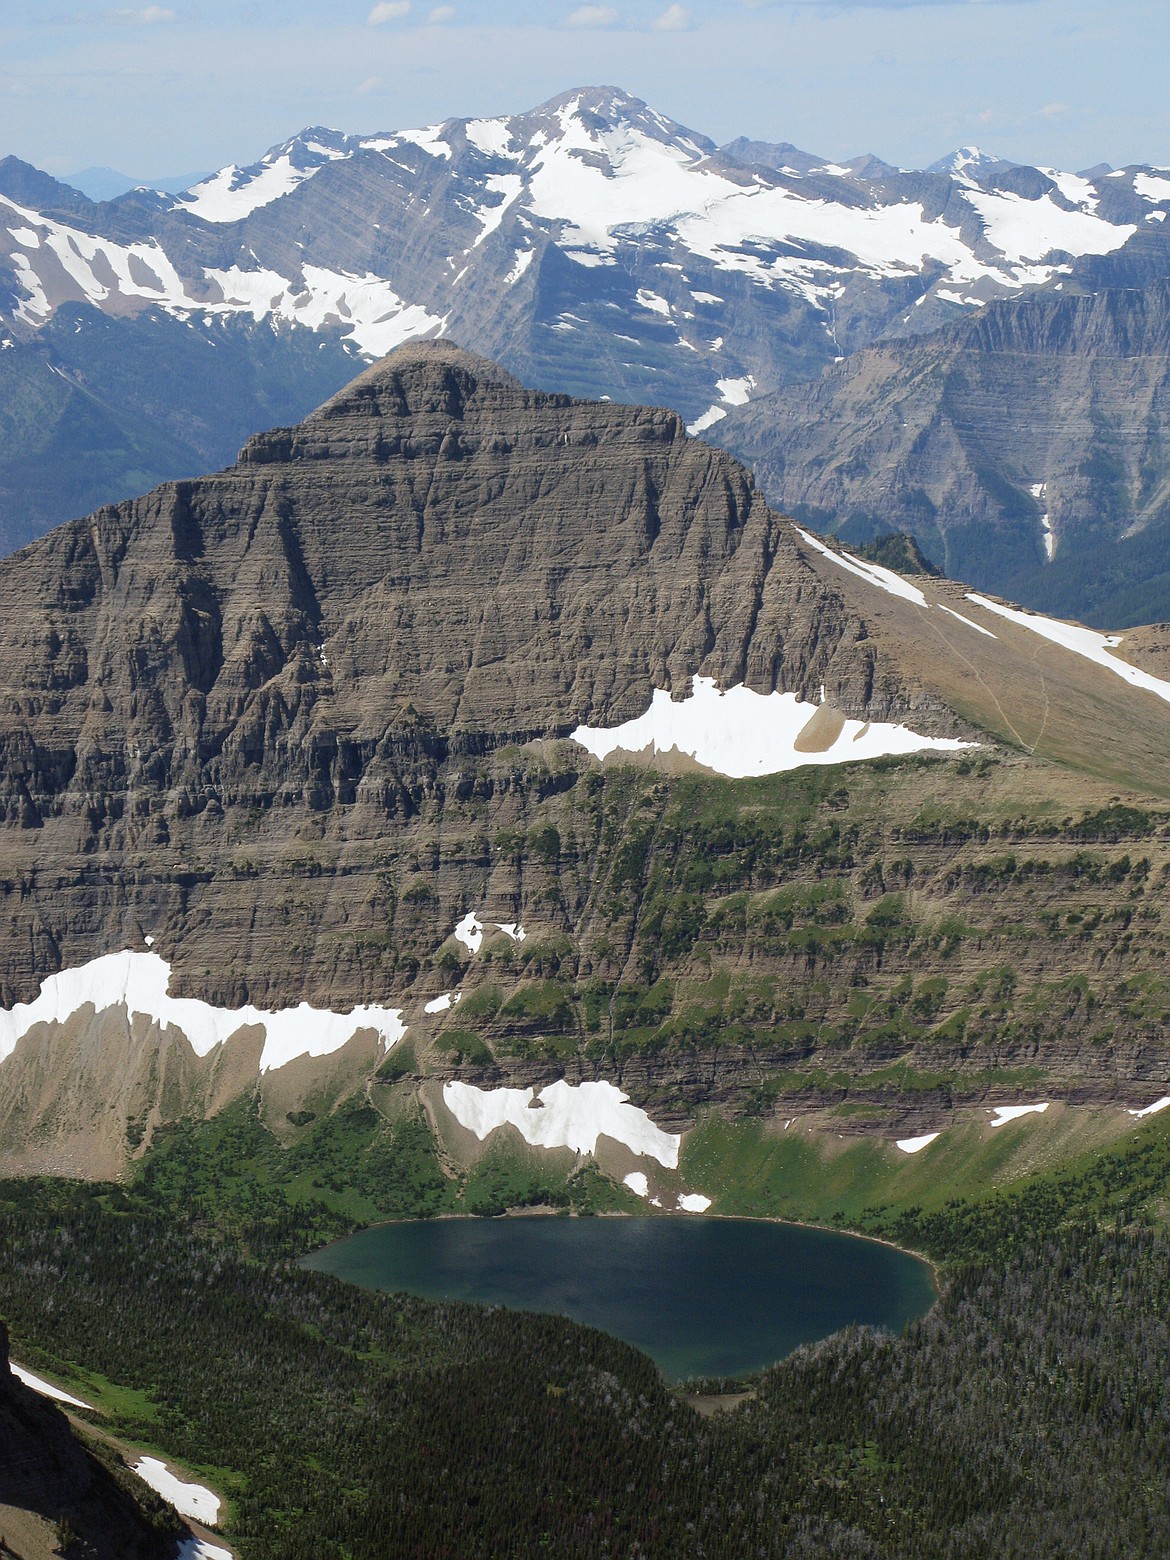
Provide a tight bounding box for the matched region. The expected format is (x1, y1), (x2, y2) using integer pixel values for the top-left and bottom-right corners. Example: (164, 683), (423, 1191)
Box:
(302, 1215), (935, 1382)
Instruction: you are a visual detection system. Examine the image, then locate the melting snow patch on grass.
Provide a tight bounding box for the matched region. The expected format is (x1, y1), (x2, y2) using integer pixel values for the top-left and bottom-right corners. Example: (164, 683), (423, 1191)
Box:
(0, 951), (406, 1073)
(896, 1132), (941, 1154)
(133, 1458), (220, 1525)
(989, 1103), (1049, 1127)
(677, 1193), (712, 1213)
(1128, 1096), (1170, 1119)
(571, 675), (970, 778)
(443, 1079), (680, 1167)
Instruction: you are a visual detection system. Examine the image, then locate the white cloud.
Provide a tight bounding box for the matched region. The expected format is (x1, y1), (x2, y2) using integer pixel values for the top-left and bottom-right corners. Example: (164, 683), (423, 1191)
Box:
(1039, 101), (1071, 120)
(653, 4), (691, 29)
(356, 75), (380, 95)
(428, 4), (455, 18)
(368, 1), (410, 23)
(567, 5), (618, 26)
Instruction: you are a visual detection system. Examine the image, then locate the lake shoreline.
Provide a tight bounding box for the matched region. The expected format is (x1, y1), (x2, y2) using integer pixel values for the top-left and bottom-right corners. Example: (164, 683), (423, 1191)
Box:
(301, 1204), (940, 1295)
(301, 1207), (939, 1385)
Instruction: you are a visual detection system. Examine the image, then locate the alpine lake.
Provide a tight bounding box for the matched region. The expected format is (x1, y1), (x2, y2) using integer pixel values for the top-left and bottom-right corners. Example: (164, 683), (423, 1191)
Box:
(302, 1215), (936, 1383)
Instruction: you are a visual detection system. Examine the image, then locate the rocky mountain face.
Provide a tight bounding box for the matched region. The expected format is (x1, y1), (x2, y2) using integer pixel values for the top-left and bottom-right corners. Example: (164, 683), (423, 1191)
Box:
(4, 344), (1170, 1176)
(0, 1323), (179, 1559)
(720, 279), (1170, 626)
(3, 86), (1169, 574)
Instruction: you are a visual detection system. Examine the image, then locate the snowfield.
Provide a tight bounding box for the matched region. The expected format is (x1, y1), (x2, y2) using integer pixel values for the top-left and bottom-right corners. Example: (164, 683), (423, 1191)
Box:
(11, 1363), (95, 1411)
(896, 1132), (941, 1155)
(0, 950), (407, 1072)
(570, 675), (970, 778)
(133, 1457), (221, 1525)
(443, 1078), (681, 1167)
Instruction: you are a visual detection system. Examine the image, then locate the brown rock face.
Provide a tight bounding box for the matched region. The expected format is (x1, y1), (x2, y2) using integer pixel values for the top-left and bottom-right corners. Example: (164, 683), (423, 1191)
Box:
(0, 341), (957, 1006)
(9, 340), (1170, 1175)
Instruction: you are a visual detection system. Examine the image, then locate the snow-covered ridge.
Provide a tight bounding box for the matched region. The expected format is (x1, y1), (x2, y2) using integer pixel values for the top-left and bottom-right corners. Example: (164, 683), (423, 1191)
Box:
(0, 88), (1158, 364)
(0, 950), (406, 1073)
(570, 675), (970, 779)
(443, 1078), (681, 1167)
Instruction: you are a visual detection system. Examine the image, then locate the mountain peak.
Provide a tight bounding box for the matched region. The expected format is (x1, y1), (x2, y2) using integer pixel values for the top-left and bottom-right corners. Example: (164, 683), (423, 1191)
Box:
(523, 85), (715, 159)
(926, 145), (1010, 179)
(306, 338), (522, 420)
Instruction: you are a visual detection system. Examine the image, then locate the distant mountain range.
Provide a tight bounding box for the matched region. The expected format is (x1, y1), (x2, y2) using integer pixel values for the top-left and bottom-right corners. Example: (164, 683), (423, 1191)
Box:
(63, 166), (212, 202)
(2, 86), (1170, 621)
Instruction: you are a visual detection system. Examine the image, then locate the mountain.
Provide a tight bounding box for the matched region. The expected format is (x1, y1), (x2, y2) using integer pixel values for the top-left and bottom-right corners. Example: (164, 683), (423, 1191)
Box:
(4, 343), (1170, 1190)
(718, 278), (1170, 625)
(926, 145), (1012, 180)
(2, 86), (1169, 565)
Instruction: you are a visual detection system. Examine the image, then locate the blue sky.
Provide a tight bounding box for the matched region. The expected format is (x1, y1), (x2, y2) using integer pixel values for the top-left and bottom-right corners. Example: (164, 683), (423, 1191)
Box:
(1, 1), (1165, 180)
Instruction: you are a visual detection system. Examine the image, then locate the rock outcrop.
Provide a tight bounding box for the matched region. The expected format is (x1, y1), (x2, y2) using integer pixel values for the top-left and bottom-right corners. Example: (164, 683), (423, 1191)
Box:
(0, 1323), (179, 1559)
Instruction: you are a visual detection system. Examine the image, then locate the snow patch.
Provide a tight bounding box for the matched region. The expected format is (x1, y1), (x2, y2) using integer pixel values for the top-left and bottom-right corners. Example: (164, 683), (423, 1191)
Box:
(205, 263), (444, 356)
(133, 1457), (220, 1525)
(424, 991), (461, 1015)
(571, 675), (971, 779)
(11, 1364), (95, 1410)
(686, 373), (755, 435)
(938, 605), (997, 639)
(1128, 1096), (1170, 1119)
(497, 922), (527, 942)
(1030, 481), (1055, 560)
(471, 173), (524, 247)
(677, 1193), (712, 1213)
(176, 1540), (233, 1560)
(623, 1171), (650, 1197)
(464, 117), (518, 159)
(795, 527), (929, 607)
(177, 155), (324, 223)
(1134, 172), (1170, 203)
(443, 1079), (680, 1167)
(505, 248), (535, 285)
(965, 595), (1170, 706)
(635, 288), (671, 316)
(896, 1132), (941, 1154)
(453, 912), (484, 954)
(964, 188), (1133, 266)
(989, 1103), (1049, 1127)
(716, 374), (754, 405)
(397, 124), (453, 160)
(686, 404), (728, 435)
(0, 951), (406, 1074)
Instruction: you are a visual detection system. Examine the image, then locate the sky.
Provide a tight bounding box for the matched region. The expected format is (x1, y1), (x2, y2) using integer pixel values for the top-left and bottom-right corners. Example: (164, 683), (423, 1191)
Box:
(0, 1), (1165, 182)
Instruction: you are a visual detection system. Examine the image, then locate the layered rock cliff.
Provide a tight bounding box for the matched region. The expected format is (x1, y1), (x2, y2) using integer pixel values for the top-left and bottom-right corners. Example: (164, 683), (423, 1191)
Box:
(4, 342), (1170, 1176)
(721, 280), (1170, 626)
